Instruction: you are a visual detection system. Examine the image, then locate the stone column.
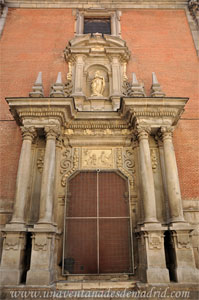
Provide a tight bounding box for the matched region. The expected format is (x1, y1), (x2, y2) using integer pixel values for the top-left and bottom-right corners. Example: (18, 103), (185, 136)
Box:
(135, 126), (170, 283)
(160, 126), (199, 283)
(160, 126), (184, 223)
(27, 126), (60, 285)
(136, 126), (158, 223)
(9, 126), (36, 226)
(37, 126), (60, 226)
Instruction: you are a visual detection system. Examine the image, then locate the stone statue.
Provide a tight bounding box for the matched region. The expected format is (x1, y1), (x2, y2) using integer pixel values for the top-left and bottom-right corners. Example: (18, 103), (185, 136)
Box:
(91, 71), (105, 97)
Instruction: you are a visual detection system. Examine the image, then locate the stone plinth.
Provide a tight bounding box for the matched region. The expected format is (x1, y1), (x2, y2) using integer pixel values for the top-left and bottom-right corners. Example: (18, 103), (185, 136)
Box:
(136, 224), (170, 284)
(0, 230), (27, 285)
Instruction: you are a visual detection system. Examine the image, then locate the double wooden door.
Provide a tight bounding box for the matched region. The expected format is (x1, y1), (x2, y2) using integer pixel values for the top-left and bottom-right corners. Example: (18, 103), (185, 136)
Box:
(63, 171), (133, 274)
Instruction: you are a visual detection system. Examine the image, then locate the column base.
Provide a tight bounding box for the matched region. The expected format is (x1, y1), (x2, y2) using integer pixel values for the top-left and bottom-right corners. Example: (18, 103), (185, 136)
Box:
(26, 230), (57, 286)
(0, 268), (23, 285)
(26, 269), (54, 285)
(174, 267), (199, 283)
(136, 224), (170, 284)
(146, 267), (170, 284)
(168, 224), (199, 283)
(0, 231), (27, 285)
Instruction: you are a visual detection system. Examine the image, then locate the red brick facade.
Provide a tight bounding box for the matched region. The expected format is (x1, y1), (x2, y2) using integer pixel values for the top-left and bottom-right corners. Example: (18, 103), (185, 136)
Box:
(0, 8), (198, 209)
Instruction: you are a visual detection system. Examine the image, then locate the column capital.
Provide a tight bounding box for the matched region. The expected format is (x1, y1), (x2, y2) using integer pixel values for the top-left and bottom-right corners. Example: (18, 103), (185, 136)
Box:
(44, 126), (61, 140)
(21, 126), (37, 141)
(159, 126), (174, 140)
(135, 125), (151, 141)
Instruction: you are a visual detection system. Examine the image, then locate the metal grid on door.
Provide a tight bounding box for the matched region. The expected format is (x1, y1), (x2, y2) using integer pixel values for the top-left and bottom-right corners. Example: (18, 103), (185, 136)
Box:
(63, 170), (133, 275)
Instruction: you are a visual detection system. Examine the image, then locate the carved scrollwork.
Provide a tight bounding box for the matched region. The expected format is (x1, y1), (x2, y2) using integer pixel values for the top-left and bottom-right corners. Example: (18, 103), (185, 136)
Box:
(116, 148), (136, 189)
(61, 148), (79, 187)
(123, 149), (135, 173)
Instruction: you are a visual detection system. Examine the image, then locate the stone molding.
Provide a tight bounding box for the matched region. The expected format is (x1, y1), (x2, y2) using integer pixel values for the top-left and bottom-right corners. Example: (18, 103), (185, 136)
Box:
(3, 0), (188, 9)
(6, 97), (76, 127)
(121, 97), (188, 133)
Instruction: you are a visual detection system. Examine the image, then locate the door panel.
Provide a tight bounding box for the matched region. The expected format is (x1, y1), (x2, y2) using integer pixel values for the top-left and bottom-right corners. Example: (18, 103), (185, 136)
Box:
(67, 172), (97, 217)
(64, 219), (97, 274)
(99, 219), (132, 273)
(99, 172), (129, 217)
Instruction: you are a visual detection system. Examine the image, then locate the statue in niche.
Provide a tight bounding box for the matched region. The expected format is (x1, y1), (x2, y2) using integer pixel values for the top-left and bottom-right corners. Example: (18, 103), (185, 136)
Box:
(91, 71), (105, 97)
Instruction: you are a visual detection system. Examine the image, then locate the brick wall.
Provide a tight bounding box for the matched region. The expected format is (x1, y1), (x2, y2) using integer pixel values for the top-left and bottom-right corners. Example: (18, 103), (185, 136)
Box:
(121, 9), (199, 198)
(0, 8), (198, 208)
(0, 8), (74, 202)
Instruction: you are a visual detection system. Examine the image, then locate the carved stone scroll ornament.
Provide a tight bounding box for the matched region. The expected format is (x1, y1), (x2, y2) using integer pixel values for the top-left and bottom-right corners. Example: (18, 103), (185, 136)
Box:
(116, 148), (135, 188)
(61, 148), (79, 187)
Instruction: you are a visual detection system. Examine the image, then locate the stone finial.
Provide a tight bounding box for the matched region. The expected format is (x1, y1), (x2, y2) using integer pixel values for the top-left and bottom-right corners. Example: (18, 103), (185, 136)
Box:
(150, 72), (166, 97)
(129, 72), (146, 97)
(50, 72), (65, 97)
(29, 72), (44, 97)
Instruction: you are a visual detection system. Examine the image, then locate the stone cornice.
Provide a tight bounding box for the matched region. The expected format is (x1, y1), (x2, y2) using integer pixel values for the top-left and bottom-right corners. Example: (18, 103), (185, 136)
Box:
(4, 0), (187, 9)
(6, 97), (77, 127)
(6, 96), (189, 133)
(120, 97), (189, 131)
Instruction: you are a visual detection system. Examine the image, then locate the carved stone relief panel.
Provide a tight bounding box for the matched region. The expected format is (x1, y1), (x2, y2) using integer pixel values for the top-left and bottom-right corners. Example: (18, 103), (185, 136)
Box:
(81, 148), (113, 169)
